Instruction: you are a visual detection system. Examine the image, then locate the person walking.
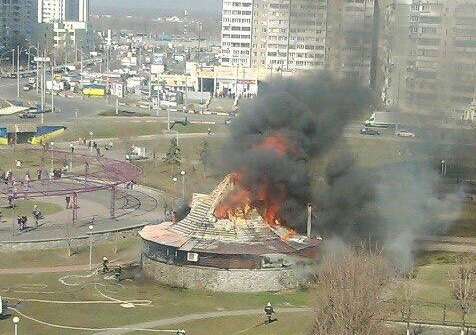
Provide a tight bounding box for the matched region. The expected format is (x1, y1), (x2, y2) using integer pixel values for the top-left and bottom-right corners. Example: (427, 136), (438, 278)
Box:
(264, 302), (275, 324)
(102, 256), (109, 273)
(65, 195), (71, 209)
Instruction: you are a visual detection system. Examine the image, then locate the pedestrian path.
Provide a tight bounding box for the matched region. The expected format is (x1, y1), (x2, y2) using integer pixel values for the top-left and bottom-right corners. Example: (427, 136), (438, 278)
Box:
(0, 184), (164, 244)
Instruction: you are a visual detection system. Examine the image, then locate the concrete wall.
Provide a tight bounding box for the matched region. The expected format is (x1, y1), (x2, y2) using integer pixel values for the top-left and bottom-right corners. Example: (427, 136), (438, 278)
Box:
(142, 256), (315, 292)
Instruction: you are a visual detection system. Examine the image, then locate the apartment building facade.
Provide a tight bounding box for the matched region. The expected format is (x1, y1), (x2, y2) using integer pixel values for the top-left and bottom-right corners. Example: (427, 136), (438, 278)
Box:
(220, 0), (378, 87)
(221, 0), (253, 67)
(380, 0), (476, 114)
(0, 0), (37, 49)
(38, 0), (88, 23)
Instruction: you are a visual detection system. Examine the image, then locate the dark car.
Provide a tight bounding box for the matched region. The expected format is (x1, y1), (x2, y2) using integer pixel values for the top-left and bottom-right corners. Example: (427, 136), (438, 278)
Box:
(360, 127), (380, 136)
(18, 111), (37, 119)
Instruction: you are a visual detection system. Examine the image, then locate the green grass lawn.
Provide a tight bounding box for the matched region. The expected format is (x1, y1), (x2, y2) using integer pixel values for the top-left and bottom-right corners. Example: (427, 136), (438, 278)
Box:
(0, 199), (62, 218)
(0, 271), (310, 335)
(0, 236), (141, 269)
(59, 119), (227, 142)
(157, 313), (313, 335)
(0, 147), (46, 173)
(0, 243), (475, 334)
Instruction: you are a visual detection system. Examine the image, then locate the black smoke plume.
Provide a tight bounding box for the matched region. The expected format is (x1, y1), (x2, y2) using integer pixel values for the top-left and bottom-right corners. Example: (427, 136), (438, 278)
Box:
(221, 72), (461, 267)
(220, 72), (370, 231)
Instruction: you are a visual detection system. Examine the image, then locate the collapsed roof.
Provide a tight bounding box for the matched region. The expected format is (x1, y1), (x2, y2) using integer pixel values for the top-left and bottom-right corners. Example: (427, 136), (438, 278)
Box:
(140, 175), (320, 255)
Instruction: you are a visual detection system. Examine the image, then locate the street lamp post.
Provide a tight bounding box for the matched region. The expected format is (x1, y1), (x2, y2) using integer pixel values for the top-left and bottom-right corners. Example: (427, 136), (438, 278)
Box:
(70, 143), (74, 170)
(16, 45), (20, 99)
(89, 224), (94, 270)
(11, 197), (16, 237)
(51, 52), (55, 113)
(167, 108), (170, 131)
(13, 316), (19, 335)
(180, 170), (186, 198)
(89, 132), (93, 152)
(50, 142), (54, 172)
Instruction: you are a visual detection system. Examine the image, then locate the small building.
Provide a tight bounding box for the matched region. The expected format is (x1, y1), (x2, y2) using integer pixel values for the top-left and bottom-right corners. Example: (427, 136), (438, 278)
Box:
(140, 175), (320, 292)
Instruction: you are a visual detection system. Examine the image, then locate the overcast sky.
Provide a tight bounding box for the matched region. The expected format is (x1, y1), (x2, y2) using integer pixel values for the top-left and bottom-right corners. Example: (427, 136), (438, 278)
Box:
(91, 0), (222, 12)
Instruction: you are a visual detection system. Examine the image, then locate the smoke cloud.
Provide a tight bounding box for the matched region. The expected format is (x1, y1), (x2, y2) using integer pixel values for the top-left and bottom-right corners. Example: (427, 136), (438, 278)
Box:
(220, 72), (370, 231)
(220, 71), (461, 266)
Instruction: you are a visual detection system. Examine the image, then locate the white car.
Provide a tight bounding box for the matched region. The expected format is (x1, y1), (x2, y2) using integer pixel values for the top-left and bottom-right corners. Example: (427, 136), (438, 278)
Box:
(395, 130), (415, 138)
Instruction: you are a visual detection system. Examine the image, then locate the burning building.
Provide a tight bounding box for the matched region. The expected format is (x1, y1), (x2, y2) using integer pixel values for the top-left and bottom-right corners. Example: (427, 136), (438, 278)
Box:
(139, 174), (320, 292)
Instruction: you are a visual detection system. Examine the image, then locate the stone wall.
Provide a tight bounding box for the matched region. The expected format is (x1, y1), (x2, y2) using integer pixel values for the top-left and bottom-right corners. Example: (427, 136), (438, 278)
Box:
(142, 256), (316, 292)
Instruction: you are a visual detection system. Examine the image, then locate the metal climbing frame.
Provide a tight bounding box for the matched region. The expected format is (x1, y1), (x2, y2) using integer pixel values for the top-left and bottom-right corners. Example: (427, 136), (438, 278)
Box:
(0, 148), (142, 220)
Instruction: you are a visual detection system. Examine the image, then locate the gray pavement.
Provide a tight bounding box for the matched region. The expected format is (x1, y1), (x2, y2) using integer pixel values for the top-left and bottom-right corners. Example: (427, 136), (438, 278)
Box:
(0, 183), (165, 243)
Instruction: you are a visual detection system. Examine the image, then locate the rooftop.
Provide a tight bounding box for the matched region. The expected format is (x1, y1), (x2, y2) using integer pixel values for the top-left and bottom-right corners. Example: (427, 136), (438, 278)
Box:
(140, 175), (320, 255)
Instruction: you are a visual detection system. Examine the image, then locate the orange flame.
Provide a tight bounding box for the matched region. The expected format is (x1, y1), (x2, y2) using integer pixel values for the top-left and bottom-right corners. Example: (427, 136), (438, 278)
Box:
(214, 134), (292, 228)
(252, 133), (291, 156)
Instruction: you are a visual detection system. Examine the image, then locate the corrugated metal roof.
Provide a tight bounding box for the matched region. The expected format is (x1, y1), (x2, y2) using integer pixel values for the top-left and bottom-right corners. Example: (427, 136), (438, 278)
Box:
(139, 175), (320, 255)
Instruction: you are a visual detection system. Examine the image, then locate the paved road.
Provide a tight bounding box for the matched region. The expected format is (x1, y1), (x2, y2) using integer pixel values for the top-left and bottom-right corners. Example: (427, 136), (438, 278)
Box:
(0, 78), (232, 125)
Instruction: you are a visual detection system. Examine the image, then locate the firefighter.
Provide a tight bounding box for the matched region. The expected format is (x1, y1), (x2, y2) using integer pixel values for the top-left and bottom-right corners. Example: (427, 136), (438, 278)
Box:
(114, 266), (122, 282)
(264, 302), (274, 324)
(102, 256), (109, 273)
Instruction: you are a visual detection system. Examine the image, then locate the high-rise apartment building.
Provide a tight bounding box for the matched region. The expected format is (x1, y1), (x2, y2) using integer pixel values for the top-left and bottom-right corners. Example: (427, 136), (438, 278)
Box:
(38, 0), (88, 23)
(0, 0), (37, 49)
(221, 0), (253, 67)
(220, 0), (378, 87)
(326, 0), (377, 88)
(38, 0), (64, 23)
(380, 0), (476, 114)
(249, 0), (328, 71)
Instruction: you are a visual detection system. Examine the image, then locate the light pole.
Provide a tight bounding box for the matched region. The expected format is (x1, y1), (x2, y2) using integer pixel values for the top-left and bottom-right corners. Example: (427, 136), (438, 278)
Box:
(16, 45), (20, 99)
(167, 108), (170, 131)
(89, 132), (93, 152)
(180, 170), (186, 198)
(441, 160), (447, 177)
(89, 224), (94, 270)
(51, 53), (55, 113)
(13, 316), (19, 335)
(50, 142), (54, 172)
(198, 22), (203, 114)
(11, 197), (16, 237)
(70, 143), (74, 170)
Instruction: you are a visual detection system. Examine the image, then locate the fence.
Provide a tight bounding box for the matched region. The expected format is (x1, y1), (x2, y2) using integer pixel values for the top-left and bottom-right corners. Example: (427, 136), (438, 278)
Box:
(388, 299), (476, 328)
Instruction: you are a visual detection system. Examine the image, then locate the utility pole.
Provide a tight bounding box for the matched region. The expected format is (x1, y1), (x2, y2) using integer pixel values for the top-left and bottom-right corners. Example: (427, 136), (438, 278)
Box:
(148, 78), (152, 110)
(80, 47), (83, 83)
(11, 49), (14, 74)
(198, 22), (203, 114)
(36, 43), (40, 93)
(51, 53), (55, 113)
(27, 48), (31, 71)
(16, 45), (20, 99)
(41, 49), (46, 113)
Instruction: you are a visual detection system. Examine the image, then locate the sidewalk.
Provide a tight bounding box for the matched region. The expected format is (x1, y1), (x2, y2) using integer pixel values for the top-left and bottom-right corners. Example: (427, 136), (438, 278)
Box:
(0, 184), (164, 244)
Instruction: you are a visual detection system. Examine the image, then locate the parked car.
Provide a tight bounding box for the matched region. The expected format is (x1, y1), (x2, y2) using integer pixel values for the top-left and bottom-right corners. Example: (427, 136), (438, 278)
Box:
(395, 130), (415, 138)
(360, 127), (380, 136)
(18, 111), (37, 119)
(22, 84), (33, 91)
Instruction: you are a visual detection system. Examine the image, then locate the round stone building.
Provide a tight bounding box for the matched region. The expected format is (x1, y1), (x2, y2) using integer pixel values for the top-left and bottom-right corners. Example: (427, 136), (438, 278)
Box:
(139, 175), (320, 292)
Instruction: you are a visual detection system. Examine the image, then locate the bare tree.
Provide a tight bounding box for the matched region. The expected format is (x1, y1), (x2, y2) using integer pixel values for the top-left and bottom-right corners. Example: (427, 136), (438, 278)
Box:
(310, 248), (395, 335)
(400, 271), (416, 335)
(449, 256), (476, 335)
